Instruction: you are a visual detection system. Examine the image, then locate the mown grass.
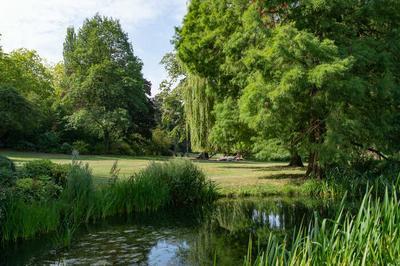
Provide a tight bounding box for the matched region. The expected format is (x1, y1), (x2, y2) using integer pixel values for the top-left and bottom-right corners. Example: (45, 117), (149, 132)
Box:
(244, 187), (400, 265)
(0, 150), (308, 197)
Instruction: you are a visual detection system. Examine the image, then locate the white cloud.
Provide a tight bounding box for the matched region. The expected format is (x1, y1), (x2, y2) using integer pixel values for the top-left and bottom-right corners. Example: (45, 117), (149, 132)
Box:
(0, 0), (187, 94)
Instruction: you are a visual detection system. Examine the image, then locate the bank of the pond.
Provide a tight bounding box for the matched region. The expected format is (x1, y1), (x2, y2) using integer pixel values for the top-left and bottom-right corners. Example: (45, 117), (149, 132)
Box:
(1, 196), (335, 265)
(245, 188), (400, 265)
(0, 159), (217, 243)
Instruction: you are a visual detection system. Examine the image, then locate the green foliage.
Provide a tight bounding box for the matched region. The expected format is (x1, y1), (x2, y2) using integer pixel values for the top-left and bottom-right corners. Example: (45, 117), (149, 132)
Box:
(141, 160), (217, 206)
(15, 178), (62, 202)
(72, 140), (90, 155)
(154, 75), (187, 154)
(176, 0), (400, 176)
(63, 15), (153, 153)
(183, 74), (214, 152)
(1, 159), (217, 242)
(245, 188), (400, 265)
(209, 98), (253, 154)
(150, 127), (172, 155)
(60, 142), (73, 154)
(0, 86), (37, 141)
(251, 138), (290, 162)
(0, 155), (16, 172)
(21, 160), (55, 179)
(1, 199), (60, 242)
(21, 159), (70, 187)
(37, 132), (60, 152)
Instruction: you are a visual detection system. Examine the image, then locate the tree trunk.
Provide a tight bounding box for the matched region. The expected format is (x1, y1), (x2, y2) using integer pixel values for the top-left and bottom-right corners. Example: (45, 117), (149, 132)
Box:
(197, 152), (209, 160)
(306, 151), (323, 179)
(104, 130), (111, 154)
(289, 150), (303, 167)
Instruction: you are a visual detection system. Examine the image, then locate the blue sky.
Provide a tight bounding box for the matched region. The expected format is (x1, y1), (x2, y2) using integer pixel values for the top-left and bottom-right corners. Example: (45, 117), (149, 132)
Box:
(0, 0), (187, 96)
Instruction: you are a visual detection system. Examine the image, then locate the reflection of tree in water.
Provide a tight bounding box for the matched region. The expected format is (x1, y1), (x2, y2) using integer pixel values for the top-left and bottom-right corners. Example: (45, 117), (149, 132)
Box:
(187, 198), (334, 265)
(5, 199), (335, 265)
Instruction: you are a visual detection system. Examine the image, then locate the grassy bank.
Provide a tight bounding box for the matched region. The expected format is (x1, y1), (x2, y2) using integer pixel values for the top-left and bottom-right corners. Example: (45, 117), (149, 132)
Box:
(0, 150), (308, 197)
(1, 159), (217, 243)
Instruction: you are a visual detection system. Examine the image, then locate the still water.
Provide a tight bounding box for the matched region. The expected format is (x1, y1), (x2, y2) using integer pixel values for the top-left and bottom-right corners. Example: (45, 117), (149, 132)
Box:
(1, 197), (335, 265)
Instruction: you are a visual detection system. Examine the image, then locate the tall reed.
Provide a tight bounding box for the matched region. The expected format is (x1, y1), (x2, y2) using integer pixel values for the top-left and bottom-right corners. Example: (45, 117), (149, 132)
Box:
(1, 159), (217, 243)
(244, 188), (400, 265)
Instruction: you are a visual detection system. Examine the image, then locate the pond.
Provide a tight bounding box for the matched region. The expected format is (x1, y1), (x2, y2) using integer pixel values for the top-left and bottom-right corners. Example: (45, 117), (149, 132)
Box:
(0, 197), (336, 265)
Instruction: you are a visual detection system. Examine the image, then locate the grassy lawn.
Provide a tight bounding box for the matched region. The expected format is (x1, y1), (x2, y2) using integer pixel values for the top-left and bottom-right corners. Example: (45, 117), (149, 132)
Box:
(0, 150), (308, 196)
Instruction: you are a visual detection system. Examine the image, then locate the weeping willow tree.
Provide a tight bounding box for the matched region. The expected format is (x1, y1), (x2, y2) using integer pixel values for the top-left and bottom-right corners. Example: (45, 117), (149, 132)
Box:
(183, 74), (214, 153)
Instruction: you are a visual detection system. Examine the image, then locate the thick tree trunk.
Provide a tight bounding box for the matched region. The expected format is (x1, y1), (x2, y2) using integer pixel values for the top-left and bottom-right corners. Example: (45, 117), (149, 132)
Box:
(306, 151), (323, 179)
(289, 150), (303, 167)
(197, 152), (209, 160)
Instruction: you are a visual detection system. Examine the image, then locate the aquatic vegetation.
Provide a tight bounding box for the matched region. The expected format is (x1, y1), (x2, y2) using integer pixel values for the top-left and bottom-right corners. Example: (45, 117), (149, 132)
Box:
(244, 188), (400, 265)
(1, 159), (217, 243)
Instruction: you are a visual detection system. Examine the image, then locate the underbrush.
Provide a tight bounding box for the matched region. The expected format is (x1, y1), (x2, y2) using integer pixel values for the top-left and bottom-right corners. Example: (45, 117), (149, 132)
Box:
(0, 158), (217, 244)
(244, 187), (400, 265)
(306, 160), (400, 198)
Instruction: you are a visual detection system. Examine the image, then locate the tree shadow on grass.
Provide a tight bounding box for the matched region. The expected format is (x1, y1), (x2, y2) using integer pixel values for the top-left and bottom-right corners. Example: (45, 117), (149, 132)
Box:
(258, 173), (305, 180)
(220, 165), (305, 172)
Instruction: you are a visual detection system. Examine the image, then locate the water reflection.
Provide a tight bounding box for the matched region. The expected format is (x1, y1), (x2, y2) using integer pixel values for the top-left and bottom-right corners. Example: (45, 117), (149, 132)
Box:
(0, 197), (334, 266)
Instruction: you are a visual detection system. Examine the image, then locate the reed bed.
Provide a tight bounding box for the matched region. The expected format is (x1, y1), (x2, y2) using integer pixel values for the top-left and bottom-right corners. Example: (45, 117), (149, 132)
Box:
(244, 188), (400, 265)
(1, 159), (217, 243)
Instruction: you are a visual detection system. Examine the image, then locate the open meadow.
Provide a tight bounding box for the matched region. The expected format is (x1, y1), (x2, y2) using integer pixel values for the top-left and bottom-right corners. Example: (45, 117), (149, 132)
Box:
(0, 150), (307, 196)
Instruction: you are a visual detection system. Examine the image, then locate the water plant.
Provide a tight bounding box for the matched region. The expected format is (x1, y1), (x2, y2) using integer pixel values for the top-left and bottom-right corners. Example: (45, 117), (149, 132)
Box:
(244, 187), (400, 265)
(1, 159), (217, 243)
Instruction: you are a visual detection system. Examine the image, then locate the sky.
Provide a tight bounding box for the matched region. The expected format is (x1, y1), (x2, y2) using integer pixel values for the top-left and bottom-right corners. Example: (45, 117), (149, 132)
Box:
(0, 0), (187, 96)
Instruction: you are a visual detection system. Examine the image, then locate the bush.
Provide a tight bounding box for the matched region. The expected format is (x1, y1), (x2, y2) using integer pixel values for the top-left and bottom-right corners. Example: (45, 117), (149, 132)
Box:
(72, 140), (90, 155)
(110, 141), (135, 155)
(37, 132), (60, 152)
(0, 155), (16, 172)
(21, 160), (70, 187)
(14, 141), (36, 152)
(150, 128), (172, 156)
(15, 178), (63, 202)
(21, 160), (54, 179)
(60, 142), (73, 154)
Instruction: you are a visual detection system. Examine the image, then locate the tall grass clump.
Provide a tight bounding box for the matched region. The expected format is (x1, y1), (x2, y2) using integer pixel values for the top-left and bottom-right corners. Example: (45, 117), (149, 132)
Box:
(1, 199), (60, 242)
(308, 160), (400, 198)
(97, 159), (217, 216)
(244, 187), (400, 265)
(1, 158), (217, 243)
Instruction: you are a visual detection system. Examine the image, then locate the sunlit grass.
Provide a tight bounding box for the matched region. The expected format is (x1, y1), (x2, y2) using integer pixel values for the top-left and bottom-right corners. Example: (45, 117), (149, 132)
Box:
(0, 150), (308, 196)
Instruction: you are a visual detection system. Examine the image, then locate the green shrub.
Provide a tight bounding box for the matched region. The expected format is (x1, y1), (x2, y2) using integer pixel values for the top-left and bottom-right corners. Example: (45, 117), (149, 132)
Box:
(15, 178), (63, 202)
(0, 155), (16, 172)
(37, 132), (60, 152)
(72, 140), (90, 154)
(0, 169), (17, 188)
(21, 160), (54, 179)
(150, 128), (172, 155)
(20, 160), (70, 187)
(60, 142), (73, 154)
(110, 141), (135, 155)
(14, 141), (36, 151)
